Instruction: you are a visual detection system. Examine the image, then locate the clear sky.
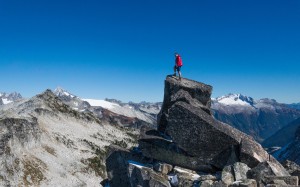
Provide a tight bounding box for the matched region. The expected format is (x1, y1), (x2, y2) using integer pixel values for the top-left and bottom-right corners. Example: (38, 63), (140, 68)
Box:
(0, 0), (299, 103)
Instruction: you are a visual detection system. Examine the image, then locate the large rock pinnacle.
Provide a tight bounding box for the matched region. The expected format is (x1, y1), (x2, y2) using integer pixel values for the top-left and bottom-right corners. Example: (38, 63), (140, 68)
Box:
(105, 76), (292, 187)
(155, 76), (286, 170)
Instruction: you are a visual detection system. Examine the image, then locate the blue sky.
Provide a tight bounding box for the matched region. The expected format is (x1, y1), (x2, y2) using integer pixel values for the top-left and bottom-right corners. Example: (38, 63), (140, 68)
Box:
(0, 0), (299, 103)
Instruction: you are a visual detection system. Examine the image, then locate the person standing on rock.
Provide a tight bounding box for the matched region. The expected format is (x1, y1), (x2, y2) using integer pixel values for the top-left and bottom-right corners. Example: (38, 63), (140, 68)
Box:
(173, 52), (183, 80)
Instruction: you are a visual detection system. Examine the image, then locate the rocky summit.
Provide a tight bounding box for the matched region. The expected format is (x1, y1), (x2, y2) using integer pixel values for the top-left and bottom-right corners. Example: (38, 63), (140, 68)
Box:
(104, 76), (297, 187)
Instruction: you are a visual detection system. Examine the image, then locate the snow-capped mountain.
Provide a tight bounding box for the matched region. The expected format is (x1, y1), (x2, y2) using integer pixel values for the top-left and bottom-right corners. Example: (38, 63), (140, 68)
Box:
(54, 88), (300, 142)
(212, 93), (254, 106)
(0, 92), (22, 105)
(53, 87), (161, 128)
(0, 89), (139, 186)
(54, 87), (91, 111)
(212, 93), (300, 142)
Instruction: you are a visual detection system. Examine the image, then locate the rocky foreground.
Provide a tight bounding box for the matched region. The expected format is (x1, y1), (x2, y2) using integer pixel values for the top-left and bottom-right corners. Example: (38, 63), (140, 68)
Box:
(103, 76), (300, 187)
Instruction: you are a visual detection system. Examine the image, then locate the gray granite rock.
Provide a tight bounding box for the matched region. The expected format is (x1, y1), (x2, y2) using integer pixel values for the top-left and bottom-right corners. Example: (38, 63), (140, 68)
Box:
(128, 163), (171, 187)
(221, 165), (234, 186)
(154, 162), (173, 175)
(210, 145), (239, 170)
(165, 101), (243, 159)
(239, 179), (257, 187)
(105, 145), (150, 187)
(157, 76), (287, 172)
(264, 176), (298, 186)
(248, 161), (290, 185)
(233, 162), (251, 181)
(139, 132), (214, 172)
(158, 76), (212, 132)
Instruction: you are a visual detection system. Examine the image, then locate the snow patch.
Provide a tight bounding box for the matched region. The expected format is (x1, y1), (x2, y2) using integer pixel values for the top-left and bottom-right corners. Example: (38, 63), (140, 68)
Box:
(83, 99), (119, 109)
(2, 98), (13, 104)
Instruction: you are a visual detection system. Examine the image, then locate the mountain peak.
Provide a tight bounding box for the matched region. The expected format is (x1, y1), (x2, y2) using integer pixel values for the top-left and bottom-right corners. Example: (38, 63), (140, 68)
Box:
(0, 91), (23, 105)
(215, 93), (254, 106)
(54, 87), (76, 98)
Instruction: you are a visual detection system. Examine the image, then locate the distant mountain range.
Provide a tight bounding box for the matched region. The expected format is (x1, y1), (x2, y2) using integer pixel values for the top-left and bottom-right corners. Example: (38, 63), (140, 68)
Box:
(2, 89), (300, 143)
(0, 89), (141, 186)
(53, 87), (162, 129)
(262, 117), (300, 148)
(288, 103), (300, 110)
(273, 121), (300, 165)
(0, 92), (22, 105)
(212, 93), (300, 142)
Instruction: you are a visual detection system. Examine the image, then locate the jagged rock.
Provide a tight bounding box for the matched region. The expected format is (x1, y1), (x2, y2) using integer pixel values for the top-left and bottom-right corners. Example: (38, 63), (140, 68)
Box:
(269, 179), (287, 185)
(105, 145), (150, 187)
(282, 160), (300, 176)
(248, 161), (290, 185)
(239, 179), (257, 187)
(210, 145), (239, 170)
(128, 163), (171, 187)
(239, 136), (270, 168)
(170, 89), (212, 115)
(158, 76), (213, 132)
(36, 89), (101, 123)
(221, 165), (234, 185)
(212, 181), (227, 187)
(156, 76), (286, 172)
(200, 180), (214, 187)
(139, 131), (214, 172)
(154, 162), (173, 175)
(164, 101), (243, 158)
(264, 176), (298, 186)
(281, 160), (300, 184)
(233, 162), (251, 181)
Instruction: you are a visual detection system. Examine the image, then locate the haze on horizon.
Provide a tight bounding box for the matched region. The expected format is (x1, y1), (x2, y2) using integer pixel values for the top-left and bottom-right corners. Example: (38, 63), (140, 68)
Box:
(0, 0), (299, 103)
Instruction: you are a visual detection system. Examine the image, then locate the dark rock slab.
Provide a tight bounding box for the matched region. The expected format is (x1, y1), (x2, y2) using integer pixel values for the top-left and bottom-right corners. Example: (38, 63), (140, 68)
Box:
(158, 76), (212, 132)
(239, 136), (269, 168)
(210, 145), (239, 170)
(165, 101), (245, 158)
(139, 134), (214, 172)
(248, 161), (290, 185)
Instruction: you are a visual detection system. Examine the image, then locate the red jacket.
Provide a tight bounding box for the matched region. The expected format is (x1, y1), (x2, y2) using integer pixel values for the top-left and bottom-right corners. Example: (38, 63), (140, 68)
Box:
(176, 55), (183, 67)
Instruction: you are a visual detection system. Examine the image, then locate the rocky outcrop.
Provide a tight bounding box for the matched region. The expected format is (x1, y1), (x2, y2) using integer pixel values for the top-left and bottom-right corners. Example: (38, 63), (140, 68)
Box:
(0, 117), (42, 186)
(104, 76), (293, 187)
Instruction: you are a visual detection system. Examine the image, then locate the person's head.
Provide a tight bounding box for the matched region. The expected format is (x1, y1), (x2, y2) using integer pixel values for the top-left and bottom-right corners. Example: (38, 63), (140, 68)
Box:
(174, 52), (179, 57)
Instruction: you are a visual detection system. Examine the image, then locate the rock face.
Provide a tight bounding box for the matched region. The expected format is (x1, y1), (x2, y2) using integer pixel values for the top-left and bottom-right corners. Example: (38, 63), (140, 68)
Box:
(104, 76), (292, 187)
(156, 77), (282, 170)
